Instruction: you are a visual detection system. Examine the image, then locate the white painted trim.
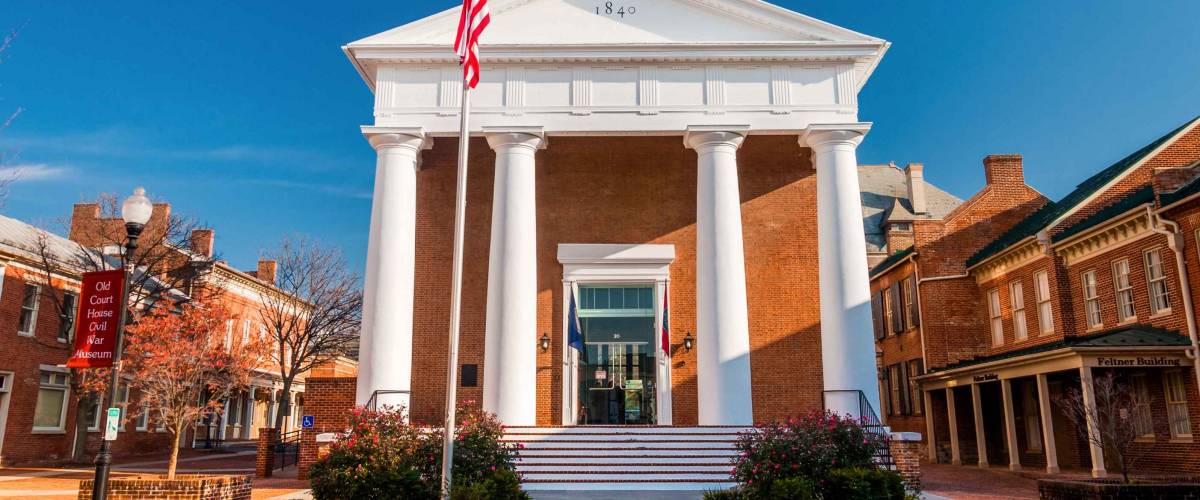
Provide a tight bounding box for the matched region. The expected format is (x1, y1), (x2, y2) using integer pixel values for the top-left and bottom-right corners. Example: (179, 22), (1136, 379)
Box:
(0, 370), (11, 462)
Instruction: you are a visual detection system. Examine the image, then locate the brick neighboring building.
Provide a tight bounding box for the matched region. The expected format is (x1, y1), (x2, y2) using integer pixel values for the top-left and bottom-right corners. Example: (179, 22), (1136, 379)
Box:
(0, 199), (353, 466)
(873, 116), (1200, 478)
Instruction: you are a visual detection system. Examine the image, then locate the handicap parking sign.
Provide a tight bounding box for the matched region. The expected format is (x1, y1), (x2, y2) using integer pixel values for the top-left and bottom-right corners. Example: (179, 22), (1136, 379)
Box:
(302, 415), (315, 429)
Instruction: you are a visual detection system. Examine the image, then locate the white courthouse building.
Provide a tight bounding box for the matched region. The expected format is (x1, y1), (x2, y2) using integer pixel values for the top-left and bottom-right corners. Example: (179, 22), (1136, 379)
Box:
(346, 0), (895, 442)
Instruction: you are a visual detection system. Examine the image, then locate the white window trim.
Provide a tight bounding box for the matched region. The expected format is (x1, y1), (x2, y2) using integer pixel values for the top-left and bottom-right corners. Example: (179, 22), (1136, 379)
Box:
(0, 370), (13, 457)
(1010, 281), (1027, 341)
(242, 319), (251, 346)
(1034, 271), (1054, 335)
(1082, 270), (1102, 330)
(18, 283), (40, 337)
(987, 289), (1003, 346)
(1144, 248), (1172, 316)
(1112, 259), (1136, 323)
(32, 366), (70, 433)
(59, 292), (79, 344)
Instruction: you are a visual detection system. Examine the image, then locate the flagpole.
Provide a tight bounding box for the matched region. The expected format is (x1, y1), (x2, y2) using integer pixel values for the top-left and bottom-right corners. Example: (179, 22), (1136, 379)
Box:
(440, 79), (471, 500)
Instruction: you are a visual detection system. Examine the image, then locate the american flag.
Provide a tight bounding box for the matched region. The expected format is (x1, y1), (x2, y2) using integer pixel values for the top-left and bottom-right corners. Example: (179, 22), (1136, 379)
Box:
(454, 0), (490, 89)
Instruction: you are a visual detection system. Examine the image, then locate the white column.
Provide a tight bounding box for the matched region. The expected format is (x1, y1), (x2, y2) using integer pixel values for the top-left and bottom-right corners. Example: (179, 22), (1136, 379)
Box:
(218, 396), (231, 441)
(1036, 373), (1060, 474)
(685, 127), (754, 425)
(356, 127), (428, 410)
(1001, 379), (1021, 471)
(971, 383), (988, 467)
(946, 387), (962, 466)
(482, 128), (545, 426)
(801, 123), (882, 417)
(924, 391), (938, 464)
(244, 386), (256, 439)
(1079, 366), (1107, 478)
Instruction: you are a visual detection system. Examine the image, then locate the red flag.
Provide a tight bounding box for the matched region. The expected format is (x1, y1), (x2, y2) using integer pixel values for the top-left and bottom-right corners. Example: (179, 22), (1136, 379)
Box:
(661, 284), (671, 357)
(454, 0), (490, 89)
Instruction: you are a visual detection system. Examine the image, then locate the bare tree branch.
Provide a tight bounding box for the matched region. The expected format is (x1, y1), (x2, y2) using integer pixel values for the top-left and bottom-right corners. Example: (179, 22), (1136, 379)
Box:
(257, 236), (361, 429)
(1056, 371), (1151, 483)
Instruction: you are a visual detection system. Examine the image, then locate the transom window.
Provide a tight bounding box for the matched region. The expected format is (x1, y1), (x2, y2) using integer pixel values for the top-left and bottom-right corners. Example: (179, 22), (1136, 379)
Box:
(1144, 249), (1170, 315)
(1082, 271), (1102, 329)
(578, 286), (654, 316)
(1112, 259), (1136, 322)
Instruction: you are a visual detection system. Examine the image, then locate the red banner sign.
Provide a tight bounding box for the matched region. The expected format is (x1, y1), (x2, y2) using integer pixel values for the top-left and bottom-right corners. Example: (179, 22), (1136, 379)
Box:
(66, 270), (125, 369)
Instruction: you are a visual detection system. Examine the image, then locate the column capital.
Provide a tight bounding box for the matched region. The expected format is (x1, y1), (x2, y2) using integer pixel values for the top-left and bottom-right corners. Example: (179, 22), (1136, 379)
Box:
(484, 126), (547, 151)
(361, 126), (431, 151)
(799, 123), (872, 149)
(684, 125), (748, 151)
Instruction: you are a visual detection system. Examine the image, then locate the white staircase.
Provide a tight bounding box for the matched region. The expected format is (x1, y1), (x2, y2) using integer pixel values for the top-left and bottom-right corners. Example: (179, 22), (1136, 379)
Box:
(505, 426), (747, 491)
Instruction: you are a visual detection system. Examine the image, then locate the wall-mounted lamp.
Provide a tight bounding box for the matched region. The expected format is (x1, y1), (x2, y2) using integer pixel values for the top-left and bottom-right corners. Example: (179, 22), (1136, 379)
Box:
(539, 332), (551, 352)
(683, 331), (694, 351)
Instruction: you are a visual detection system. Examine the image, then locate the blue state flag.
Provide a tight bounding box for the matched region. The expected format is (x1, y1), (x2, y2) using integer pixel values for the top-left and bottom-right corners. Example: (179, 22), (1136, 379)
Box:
(568, 287), (584, 353)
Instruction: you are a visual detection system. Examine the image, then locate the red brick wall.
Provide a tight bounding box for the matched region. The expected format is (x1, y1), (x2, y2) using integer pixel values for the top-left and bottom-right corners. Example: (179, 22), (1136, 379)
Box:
(409, 135), (823, 426)
(296, 377), (356, 479)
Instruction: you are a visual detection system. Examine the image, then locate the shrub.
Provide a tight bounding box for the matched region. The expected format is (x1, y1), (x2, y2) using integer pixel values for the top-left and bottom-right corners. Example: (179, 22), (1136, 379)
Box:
(451, 469), (529, 500)
(824, 467), (905, 500)
(765, 477), (816, 499)
(308, 403), (523, 500)
(702, 488), (748, 500)
(731, 411), (882, 495)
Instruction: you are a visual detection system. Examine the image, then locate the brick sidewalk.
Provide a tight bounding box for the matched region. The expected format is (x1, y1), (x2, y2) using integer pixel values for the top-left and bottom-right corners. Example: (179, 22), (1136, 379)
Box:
(921, 462), (1086, 500)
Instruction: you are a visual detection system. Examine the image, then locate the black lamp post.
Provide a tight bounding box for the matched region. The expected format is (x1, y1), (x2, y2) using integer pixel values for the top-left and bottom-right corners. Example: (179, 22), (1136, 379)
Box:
(91, 187), (152, 500)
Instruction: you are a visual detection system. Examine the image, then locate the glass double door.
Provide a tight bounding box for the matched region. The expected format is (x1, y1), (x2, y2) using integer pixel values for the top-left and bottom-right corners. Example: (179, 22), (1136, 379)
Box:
(577, 286), (658, 425)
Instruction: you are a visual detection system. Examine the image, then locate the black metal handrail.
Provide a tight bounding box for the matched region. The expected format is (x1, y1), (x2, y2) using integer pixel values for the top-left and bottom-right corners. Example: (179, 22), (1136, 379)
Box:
(823, 389), (895, 470)
(274, 429), (302, 470)
(365, 390), (411, 411)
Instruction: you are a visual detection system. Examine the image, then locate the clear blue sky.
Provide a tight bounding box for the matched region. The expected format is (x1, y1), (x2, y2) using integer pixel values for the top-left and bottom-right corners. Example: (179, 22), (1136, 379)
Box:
(3, 1), (1199, 272)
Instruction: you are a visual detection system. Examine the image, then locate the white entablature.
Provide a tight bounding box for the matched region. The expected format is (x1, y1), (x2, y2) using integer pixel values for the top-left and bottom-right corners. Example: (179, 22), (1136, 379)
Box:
(344, 0), (889, 135)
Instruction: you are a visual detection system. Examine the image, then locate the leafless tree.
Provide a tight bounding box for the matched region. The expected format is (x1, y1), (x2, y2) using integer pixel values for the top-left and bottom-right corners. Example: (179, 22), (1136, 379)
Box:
(0, 25), (26, 209)
(22, 195), (216, 462)
(257, 236), (361, 430)
(1057, 370), (1150, 483)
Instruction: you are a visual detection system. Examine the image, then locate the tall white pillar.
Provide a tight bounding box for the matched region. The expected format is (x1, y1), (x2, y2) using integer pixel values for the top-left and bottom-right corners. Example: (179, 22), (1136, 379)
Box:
(946, 387), (962, 466)
(1001, 379), (1021, 471)
(801, 123), (882, 417)
(483, 128), (545, 426)
(971, 383), (989, 467)
(244, 386), (256, 439)
(1079, 366), (1107, 478)
(685, 126), (754, 425)
(356, 127), (429, 411)
(1036, 373), (1060, 474)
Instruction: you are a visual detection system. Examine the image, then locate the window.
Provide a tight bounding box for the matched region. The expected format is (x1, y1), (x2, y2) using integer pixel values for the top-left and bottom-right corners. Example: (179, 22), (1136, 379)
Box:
(242, 319), (251, 346)
(1021, 384), (1043, 452)
(1164, 370), (1192, 438)
(1130, 373), (1154, 437)
(888, 364), (903, 416)
(1035, 271), (1054, 334)
(136, 407), (149, 432)
(116, 382), (130, 431)
(871, 292), (885, 340)
(59, 292), (78, 342)
(228, 394), (242, 427)
(1082, 271), (1102, 329)
(907, 359), (923, 415)
(84, 398), (101, 432)
(889, 283), (903, 334)
(34, 370), (69, 431)
(903, 278), (919, 329)
(987, 289), (1003, 346)
(225, 320), (234, 350)
(18, 284), (40, 336)
(1144, 249), (1171, 315)
(1112, 259), (1136, 322)
(1010, 281), (1027, 341)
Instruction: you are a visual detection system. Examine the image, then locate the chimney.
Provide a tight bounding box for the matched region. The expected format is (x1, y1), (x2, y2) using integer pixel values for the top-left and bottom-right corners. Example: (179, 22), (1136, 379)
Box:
(190, 229), (215, 258)
(257, 260), (278, 285)
(68, 203), (101, 241)
(904, 163), (927, 214)
(983, 154), (1024, 187)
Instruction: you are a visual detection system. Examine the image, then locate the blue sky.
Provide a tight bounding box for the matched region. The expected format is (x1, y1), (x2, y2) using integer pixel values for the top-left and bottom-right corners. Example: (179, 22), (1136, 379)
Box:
(3, 1), (1200, 272)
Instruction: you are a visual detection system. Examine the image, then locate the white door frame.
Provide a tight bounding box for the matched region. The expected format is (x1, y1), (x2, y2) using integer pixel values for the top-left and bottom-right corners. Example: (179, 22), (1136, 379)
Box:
(0, 371), (13, 462)
(558, 244), (675, 426)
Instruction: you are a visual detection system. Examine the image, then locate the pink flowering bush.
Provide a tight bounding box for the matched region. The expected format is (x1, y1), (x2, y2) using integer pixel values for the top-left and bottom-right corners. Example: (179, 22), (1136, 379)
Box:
(729, 411), (886, 497)
(309, 403), (526, 500)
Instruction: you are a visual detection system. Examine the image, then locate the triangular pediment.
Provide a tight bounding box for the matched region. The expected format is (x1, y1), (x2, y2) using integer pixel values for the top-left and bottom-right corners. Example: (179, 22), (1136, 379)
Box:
(350, 0), (881, 47)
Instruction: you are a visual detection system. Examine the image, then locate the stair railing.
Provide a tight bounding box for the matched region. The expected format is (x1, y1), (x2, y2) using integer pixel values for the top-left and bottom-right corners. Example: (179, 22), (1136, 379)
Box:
(823, 389), (896, 470)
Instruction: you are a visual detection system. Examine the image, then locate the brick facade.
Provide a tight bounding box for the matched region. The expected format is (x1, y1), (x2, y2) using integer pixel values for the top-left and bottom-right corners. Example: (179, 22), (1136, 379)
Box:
(296, 377), (356, 480)
(77, 475), (252, 500)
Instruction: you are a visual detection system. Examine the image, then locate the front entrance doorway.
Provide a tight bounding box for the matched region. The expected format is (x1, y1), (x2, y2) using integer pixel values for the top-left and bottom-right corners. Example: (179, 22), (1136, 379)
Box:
(577, 286), (658, 425)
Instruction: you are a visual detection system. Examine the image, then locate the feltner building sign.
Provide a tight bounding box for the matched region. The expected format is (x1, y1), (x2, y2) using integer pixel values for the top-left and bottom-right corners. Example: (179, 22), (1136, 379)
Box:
(345, 0), (891, 426)
(1096, 356), (1186, 368)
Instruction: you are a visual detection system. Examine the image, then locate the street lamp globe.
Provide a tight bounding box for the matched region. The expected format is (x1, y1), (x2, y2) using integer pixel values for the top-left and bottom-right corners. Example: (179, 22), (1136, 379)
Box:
(121, 187), (153, 228)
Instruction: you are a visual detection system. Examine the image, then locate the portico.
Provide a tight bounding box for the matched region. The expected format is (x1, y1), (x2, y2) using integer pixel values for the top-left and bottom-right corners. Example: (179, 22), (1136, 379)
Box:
(346, 0), (890, 427)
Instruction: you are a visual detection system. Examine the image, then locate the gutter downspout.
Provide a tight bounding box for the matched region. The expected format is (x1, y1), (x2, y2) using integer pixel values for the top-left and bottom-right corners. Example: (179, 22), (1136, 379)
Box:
(1148, 205), (1200, 396)
(908, 254), (930, 368)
